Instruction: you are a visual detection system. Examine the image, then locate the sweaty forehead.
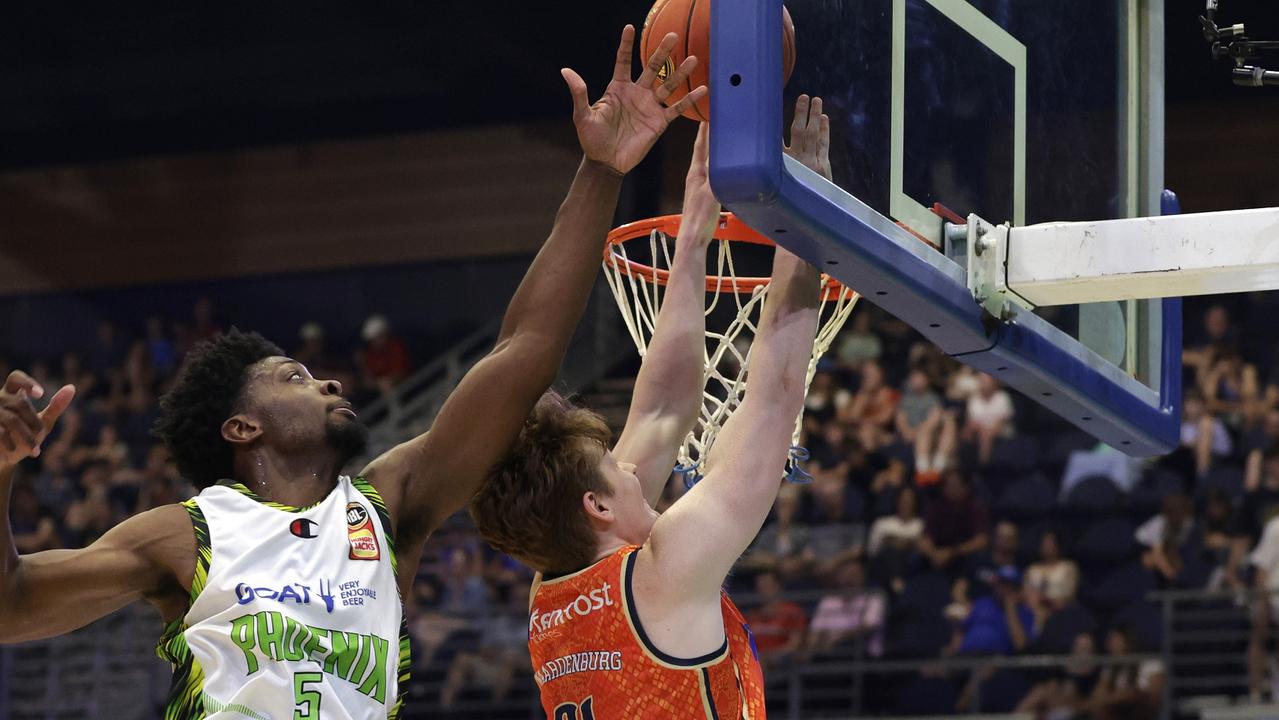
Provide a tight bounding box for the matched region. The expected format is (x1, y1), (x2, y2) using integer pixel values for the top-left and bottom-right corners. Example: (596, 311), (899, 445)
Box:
(244, 356), (300, 385)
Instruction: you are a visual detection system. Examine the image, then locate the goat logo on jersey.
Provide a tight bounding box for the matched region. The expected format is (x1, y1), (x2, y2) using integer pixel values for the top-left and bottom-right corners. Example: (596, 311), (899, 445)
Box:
(346, 502), (380, 561)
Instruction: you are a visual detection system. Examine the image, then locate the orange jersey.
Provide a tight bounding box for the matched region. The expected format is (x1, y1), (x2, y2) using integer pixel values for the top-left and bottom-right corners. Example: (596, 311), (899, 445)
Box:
(529, 546), (766, 719)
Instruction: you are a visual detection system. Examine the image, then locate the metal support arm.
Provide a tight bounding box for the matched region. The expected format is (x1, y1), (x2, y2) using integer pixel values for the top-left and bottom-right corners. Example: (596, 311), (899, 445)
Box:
(967, 206), (1279, 308)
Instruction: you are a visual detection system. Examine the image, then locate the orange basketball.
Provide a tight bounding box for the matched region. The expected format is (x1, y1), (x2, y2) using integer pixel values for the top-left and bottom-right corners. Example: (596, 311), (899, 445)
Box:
(640, 0), (797, 122)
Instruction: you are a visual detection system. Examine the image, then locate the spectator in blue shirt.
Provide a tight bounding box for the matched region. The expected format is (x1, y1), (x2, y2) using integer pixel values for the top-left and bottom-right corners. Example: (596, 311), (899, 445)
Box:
(952, 565), (1036, 656)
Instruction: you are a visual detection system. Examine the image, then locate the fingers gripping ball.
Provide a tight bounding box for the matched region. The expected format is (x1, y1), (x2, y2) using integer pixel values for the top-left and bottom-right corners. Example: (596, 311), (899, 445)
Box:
(641, 0), (796, 122)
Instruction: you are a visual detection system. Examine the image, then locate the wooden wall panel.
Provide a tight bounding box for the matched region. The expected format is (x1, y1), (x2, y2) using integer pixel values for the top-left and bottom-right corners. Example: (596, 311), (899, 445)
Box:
(0, 125), (581, 296)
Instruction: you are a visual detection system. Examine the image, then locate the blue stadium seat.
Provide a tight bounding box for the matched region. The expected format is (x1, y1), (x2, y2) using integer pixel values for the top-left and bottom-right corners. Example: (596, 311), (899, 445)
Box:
(888, 612), (953, 658)
(1200, 464), (1245, 498)
(898, 571), (952, 618)
(1045, 430), (1100, 468)
(1062, 474), (1124, 516)
(1130, 468), (1184, 517)
(988, 435), (1042, 476)
(1016, 521), (1050, 567)
(1034, 604), (1099, 654)
(894, 674), (959, 714)
(996, 474), (1055, 523)
(1081, 560), (1155, 615)
(977, 668), (1032, 713)
(1114, 600), (1164, 651)
(1073, 518), (1139, 570)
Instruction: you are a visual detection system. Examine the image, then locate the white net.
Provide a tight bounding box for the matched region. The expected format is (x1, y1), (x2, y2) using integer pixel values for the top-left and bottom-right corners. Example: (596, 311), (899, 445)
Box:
(603, 219), (859, 485)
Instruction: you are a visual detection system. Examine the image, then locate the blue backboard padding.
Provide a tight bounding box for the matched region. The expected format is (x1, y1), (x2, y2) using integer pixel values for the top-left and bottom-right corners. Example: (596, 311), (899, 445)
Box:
(709, 0), (1180, 455)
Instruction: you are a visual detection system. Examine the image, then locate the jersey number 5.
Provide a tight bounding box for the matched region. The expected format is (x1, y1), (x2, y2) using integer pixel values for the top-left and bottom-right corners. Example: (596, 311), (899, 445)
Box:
(294, 672), (323, 720)
(554, 696), (596, 720)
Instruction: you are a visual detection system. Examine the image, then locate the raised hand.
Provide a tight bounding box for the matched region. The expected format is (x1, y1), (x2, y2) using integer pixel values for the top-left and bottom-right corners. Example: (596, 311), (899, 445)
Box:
(0, 371), (74, 468)
(681, 123), (720, 246)
(561, 25), (708, 176)
(784, 95), (832, 181)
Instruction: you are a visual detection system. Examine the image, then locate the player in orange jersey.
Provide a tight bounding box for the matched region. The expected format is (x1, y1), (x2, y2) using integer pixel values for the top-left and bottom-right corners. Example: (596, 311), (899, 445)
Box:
(471, 94), (833, 719)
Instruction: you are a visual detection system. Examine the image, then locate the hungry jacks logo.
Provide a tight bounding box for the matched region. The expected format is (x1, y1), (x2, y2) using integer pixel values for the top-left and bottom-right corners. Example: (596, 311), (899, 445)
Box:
(346, 502), (380, 561)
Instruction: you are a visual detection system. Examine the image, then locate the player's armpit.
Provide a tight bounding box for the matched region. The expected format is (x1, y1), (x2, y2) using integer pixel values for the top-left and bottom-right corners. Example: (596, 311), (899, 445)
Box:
(0, 504), (193, 643)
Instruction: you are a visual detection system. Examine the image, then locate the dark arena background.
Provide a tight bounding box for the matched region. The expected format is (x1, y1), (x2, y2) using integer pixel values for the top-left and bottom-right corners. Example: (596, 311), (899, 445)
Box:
(3, 2), (1279, 719)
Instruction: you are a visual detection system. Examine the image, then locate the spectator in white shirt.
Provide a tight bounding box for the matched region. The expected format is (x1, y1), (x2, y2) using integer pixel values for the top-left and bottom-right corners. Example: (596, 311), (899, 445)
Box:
(868, 486), (924, 593)
(963, 373), (1014, 465)
(1246, 514), (1279, 701)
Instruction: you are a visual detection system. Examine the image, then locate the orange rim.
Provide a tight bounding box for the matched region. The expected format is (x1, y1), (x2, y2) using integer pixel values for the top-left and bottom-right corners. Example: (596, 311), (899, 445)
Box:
(605, 212), (857, 302)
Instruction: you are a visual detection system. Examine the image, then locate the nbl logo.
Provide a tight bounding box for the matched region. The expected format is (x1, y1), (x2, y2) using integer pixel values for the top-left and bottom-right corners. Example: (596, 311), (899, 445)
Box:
(346, 505), (368, 527)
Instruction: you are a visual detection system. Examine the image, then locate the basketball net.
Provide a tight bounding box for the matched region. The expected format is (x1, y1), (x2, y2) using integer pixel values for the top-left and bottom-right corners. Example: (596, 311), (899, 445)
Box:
(603, 213), (859, 486)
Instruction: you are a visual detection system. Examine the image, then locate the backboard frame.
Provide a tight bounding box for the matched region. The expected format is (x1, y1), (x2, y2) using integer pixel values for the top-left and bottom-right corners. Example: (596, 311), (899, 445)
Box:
(708, 0), (1181, 455)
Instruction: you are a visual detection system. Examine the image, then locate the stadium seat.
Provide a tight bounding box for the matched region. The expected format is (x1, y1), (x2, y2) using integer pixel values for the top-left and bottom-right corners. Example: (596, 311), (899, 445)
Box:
(1045, 429), (1100, 468)
(995, 474), (1055, 523)
(888, 611), (953, 658)
(988, 435), (1041, 476)
(1034, 604), (1099, 654)
(898, 571), (952, 617)
(1081, 560), (1155, 615)
(1114, 600), (1164, 651)
(894, 674), (959, 715)
(1199, 464), (1245, 498)
(1062, 474), (1124, 516)
(1073, 518), (1139, 571)
(1129, 467), (1184, 517)
(976, 668), (1032, 713)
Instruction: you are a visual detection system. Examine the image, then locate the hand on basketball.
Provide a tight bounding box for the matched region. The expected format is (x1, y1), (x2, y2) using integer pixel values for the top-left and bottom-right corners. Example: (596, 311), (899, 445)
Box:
(681, 123), (720, 246)
(561, 25), (708, 176)
(784, 95), (832, 182)
(0, 371), (74, 469)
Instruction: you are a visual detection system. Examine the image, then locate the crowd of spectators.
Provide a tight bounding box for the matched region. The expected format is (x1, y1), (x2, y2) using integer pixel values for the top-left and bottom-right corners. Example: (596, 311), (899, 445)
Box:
(8, 292), (1279, 717)
(2, 298), (418, 562)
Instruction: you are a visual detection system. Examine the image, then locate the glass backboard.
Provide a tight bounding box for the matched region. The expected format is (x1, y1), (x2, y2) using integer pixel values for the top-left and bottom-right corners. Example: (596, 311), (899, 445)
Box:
(709, 0), (1180, 454)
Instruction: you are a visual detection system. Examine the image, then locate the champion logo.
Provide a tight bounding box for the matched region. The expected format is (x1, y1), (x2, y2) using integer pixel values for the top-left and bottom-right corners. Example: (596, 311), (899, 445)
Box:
(289, 518), (319, 539)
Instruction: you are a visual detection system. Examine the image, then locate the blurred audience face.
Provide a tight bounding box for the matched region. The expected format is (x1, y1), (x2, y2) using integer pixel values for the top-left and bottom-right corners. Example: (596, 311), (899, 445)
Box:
(942, 471), (970, 503)
(755, 571), (784, 601)
(993, 521), (1019, 557)
(906, 369), (929, 394)
(1265, 451), (1279, 488)
(835, 559), (866, 592)
(994, 573), (1021, 602)
(1163, 493), (1193, 527)
(1183, 395), (1205, 421)
(861, 362), (884, 390)
(1072, 632), (1096, 657)
(1204, 305), (1229, 342)
(1040, 531), (1062, 563)
(896, 486), (918, 520)
(1105, 628), (1134, 655)
(977, 373), (999, 398)
(1205, 492), (1232, 526)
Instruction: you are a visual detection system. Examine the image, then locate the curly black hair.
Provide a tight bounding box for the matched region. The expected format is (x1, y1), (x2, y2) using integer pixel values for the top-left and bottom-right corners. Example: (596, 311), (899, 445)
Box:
(153, 328), (283, 488)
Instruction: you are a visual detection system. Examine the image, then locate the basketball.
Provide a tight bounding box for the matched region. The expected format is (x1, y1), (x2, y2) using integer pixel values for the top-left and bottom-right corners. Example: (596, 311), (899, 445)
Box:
(640, 0), (796, 122)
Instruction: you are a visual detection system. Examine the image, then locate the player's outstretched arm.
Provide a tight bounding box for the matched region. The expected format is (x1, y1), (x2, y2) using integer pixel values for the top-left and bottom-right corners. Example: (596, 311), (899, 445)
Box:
(612, 123), (718, 505)
(362, 26), (709, 549)
(642, 96), (831, 600)
(0, 371), (192, 643)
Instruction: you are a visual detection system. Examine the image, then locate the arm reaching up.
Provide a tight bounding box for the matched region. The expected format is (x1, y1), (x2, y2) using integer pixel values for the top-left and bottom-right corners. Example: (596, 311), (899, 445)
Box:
(613, 123), (719, 505)
(0, 371), (195, 643)
(361, 26), (709, 562)
(640, 95), (832, 600)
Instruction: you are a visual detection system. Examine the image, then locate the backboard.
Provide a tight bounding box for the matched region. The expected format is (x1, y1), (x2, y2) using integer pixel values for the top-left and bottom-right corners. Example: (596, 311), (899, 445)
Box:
(709, 0), (1181, 455)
